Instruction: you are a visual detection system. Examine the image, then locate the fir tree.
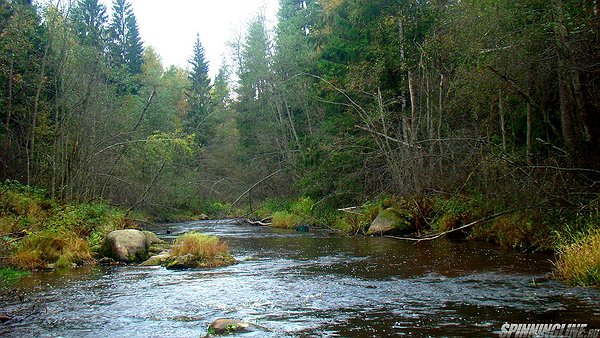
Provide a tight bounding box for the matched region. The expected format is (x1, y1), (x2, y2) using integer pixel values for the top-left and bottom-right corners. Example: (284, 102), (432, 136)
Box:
(107, 0), (143, 75)
(186, 33), (212, 140)
(125, 14), (143, 75)
(72, 0), (108, 50)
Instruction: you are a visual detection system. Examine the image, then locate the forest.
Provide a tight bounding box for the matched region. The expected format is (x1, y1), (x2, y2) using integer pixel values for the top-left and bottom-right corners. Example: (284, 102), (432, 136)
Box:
(1, 0), (599, 285)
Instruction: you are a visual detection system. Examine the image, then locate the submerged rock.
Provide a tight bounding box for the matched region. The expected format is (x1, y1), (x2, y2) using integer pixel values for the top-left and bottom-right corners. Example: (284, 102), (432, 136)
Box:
(367, 208), (413, 235)
(207, 318), (269, 336)
(140, 252), (170, 266)
(100, 229), (150, 263)
(295, 225), (309, 232)
(164, 253), (236, 270)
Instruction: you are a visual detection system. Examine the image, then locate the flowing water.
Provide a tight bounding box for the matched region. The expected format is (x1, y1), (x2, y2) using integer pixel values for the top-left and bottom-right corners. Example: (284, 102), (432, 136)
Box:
(1, 220), (599, 337)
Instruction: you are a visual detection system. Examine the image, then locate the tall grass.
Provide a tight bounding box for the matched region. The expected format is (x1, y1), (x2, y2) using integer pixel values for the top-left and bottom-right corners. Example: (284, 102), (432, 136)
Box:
(171, 232), (230, 260)
(554, 228), (600, 286)
(271, 211), (302, 229)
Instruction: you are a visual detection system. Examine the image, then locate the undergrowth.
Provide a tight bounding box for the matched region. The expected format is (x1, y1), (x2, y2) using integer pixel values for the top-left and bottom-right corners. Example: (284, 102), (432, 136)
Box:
(0, 180), (127, 272)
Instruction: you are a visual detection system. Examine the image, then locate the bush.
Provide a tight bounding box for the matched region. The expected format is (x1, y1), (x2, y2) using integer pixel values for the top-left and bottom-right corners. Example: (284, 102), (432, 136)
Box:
(0, 181), (127, 272)
(554, 228), (600, 286)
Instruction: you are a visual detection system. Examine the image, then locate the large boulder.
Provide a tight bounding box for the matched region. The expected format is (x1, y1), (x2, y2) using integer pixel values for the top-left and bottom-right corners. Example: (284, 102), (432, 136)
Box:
(101, 229), (149, 263)
(367, 208), (413, 235)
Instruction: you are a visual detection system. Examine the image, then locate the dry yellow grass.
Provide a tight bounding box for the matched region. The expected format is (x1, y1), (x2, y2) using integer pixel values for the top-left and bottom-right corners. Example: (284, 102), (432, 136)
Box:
(170, 232), (229, 259)
(10, 230), (92, 270)
(554, 229), (600, 286)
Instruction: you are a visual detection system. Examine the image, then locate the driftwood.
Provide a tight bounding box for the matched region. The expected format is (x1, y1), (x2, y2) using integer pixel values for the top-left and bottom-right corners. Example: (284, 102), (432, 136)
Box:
(338, 206), (363, 215)
(241, 217), (272, 226)
(384, 209), (513, 242)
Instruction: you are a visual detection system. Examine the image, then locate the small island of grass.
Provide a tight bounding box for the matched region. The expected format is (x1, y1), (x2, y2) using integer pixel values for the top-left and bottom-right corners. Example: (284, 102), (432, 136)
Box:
(163, 232), (236, 269)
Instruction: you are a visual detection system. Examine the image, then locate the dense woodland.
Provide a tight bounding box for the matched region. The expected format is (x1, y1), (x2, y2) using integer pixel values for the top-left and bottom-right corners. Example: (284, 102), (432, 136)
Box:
(1, 0), (598, 225)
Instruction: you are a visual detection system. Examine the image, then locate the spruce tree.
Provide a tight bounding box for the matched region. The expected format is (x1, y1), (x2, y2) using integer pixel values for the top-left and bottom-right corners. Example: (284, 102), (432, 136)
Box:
(107, 0), (143, 75)
(186, 33), (212, 141)
(72, 0), (107, 50)
(125, 14), (143, 75)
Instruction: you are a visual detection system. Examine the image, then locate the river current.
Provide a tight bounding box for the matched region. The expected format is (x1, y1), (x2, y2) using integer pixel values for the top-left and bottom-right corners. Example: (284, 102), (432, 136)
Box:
(1, 219), (599, 337)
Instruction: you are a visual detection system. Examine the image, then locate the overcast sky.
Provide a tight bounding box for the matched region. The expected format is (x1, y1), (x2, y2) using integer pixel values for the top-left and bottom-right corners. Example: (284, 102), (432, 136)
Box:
(98, 0), (279, 77)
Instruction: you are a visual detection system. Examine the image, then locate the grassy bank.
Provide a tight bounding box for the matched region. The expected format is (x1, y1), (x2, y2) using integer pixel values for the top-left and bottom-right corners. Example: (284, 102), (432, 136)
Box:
(251, 194), (600, 287)
(0, 181), (129, 274)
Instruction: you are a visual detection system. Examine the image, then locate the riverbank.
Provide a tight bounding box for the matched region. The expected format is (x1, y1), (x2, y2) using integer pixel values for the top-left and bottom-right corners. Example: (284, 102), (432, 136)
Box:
(248, 194), (600, 287)
(0, 181), (131, 288)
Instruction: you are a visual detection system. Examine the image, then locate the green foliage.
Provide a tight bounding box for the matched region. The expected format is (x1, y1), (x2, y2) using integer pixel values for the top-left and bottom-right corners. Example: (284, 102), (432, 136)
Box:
(0, 267), (30, 289)
(0, 182), (127, 270)
(271, 211), (303, 229)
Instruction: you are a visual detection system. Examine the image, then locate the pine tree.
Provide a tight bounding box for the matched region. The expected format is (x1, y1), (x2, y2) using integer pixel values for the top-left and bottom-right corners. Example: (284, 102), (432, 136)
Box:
(186, 33), (212, 141)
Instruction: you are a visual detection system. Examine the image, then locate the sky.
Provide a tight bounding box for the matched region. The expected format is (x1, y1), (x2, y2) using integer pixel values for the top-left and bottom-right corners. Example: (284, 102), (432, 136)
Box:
(99, 0), (280, 77)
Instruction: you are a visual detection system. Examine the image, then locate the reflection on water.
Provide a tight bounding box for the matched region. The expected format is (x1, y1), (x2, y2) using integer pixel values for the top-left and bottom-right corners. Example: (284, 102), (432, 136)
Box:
(1, 220), (599, 337)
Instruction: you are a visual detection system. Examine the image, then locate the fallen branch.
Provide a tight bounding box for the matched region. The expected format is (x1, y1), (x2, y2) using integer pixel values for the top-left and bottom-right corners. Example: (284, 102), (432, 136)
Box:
(244, 218), (272, 226)
(338, 206), (363, 215)
(384, 209), (514, 242)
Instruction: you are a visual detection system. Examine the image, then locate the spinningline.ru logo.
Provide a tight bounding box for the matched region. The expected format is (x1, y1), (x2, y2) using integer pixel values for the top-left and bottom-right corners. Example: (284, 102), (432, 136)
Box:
(500, 323), (600, 337)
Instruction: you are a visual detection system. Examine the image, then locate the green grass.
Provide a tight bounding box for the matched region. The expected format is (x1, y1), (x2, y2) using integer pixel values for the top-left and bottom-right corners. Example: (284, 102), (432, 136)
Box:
(171, 232), (230, 259)
(0, 267), (30, 289)
(167, 232), (235, 268)
(271, 211), (303, 229)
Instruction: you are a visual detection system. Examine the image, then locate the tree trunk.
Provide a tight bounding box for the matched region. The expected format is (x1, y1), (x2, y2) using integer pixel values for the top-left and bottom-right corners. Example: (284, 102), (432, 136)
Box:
(554, 0), (600, 169)
(5, 58), (14, 135)
(499, 90), (507, 152)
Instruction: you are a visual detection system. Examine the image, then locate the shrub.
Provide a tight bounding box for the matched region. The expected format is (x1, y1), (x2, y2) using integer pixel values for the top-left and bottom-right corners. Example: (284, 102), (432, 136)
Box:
(554, 228), (600, 286)
(171, 232), (230, 260)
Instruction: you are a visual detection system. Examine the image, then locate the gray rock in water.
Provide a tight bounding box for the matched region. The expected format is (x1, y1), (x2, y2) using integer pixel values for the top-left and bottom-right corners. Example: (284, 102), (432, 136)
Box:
(101, 229), (149, 263)
(140, 252), (170, 266)
(142, 231), (164, 246)
(367, 208), (413, 235)
(207, 318), (269, 336)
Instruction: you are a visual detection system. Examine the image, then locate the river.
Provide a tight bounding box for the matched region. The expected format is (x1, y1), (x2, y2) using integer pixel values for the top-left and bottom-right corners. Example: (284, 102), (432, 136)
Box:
(1, 220), (599, 337)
